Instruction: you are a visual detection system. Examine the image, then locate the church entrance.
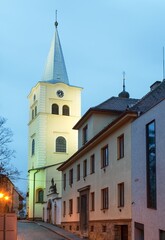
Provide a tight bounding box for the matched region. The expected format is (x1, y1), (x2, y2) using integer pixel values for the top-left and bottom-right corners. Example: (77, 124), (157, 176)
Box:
(47, 200), (52, 223)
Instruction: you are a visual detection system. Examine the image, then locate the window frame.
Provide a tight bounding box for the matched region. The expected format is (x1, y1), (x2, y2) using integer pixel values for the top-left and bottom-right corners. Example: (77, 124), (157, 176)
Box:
(118, 182), (124, 207)
(77, 164), (80, 181)
(82, 125), (88, 145)
(77, 197), (80, 213)
(63, 173), (66, 190)
(83, 159), (87, 178)
(69, 169), (73, 187)
(101, 187), (109, 210)
(62, 105), (70, 116)
(32, 139), (35, 156)
(90, 154), (95, 174)
(146, 120), (157, 209)
(69, 199), (73, 215)
(36, 189), (44, 203)
(56, 136), (66, 153)
(101, 145), (109, 168)
(63, 201), (66, 217)
(91, 192), (95, 211)
(52, 103), (59, 115)
(117, 134), (124, 159)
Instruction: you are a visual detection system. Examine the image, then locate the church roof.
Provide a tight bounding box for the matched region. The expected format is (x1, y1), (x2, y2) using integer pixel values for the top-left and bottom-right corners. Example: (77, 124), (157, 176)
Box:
(41, 21), (69, 84)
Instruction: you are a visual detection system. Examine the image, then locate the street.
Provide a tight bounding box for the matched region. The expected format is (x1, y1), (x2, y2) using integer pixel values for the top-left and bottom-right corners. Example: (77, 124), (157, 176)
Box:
(17, 221), (67, 240)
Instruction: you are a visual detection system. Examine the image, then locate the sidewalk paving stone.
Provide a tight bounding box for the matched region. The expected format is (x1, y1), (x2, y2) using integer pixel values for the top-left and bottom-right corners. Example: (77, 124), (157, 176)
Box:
(35, 221), (89, 240)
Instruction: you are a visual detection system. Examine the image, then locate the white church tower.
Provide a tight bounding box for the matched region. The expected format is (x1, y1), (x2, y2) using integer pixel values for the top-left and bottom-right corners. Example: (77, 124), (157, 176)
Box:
(27, 19), (82, 223)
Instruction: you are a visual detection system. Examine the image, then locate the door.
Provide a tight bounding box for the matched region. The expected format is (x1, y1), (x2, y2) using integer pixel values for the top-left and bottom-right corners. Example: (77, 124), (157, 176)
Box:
(79, 190), (89, 236)
(121, 225), (128, 240)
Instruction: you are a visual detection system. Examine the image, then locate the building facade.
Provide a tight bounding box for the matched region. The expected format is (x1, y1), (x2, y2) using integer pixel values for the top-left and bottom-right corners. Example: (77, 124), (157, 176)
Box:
(0, 174), (23, 215)
(27, 21), (82, 223)
(58, 80), (165, 239)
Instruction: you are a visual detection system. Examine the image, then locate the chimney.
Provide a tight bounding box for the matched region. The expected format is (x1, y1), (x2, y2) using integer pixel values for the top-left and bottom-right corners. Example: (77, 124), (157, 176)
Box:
(150, 81), (161, 91)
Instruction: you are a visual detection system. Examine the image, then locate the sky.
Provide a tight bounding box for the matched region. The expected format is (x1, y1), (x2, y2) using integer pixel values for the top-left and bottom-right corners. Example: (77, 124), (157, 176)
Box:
(1, 0), (165, 193)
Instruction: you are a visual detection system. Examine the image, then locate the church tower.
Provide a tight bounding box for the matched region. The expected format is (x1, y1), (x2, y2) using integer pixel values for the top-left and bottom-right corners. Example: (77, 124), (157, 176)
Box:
(27, 19), (82, 222)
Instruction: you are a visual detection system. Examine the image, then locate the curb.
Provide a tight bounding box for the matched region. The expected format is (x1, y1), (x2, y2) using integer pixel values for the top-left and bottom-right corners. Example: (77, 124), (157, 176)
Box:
(36, 222), (73, 240)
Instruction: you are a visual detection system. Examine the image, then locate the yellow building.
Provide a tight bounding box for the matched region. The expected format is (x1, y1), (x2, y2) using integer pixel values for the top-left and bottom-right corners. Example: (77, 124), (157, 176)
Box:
(27, 20), (82, 223)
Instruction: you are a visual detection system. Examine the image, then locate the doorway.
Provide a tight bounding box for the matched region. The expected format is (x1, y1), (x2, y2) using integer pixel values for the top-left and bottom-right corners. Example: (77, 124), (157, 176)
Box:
(79, 188), (89, 237)
(135, 222), (144, 240)
(114, 224), (128, 240)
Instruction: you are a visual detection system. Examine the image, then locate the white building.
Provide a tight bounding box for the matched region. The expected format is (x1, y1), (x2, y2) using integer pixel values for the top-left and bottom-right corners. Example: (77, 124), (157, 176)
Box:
(58, 80), (165, 240)
(27, 20), (82, 223)
(131, 81), (165, 240)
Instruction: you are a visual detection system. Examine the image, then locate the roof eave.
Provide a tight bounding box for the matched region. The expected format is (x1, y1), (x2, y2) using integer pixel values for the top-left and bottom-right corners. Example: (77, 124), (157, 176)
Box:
(58, 110), (138, 171)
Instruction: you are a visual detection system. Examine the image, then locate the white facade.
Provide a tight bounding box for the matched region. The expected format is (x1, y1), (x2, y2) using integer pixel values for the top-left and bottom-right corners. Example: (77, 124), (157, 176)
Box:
(59, 110), (137, 239)
(58, 80), (165, 239)
(27, 23), (82, 223)
(132, 99), (165, 240)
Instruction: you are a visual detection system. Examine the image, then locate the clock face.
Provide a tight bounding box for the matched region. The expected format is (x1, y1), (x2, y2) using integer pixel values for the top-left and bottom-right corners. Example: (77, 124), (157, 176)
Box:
(56, 90), (64, 98)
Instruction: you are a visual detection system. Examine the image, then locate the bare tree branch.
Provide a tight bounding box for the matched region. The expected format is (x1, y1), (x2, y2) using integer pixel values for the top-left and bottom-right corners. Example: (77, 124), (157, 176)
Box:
(0, 117), (20, 180)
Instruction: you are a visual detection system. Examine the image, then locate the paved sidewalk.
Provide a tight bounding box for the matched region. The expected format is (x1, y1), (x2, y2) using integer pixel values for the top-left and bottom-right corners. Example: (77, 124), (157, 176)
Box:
(35, 221), (88, 240)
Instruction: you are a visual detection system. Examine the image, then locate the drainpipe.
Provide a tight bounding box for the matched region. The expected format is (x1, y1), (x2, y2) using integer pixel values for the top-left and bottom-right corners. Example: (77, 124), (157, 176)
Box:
(33, 170), (40, 221)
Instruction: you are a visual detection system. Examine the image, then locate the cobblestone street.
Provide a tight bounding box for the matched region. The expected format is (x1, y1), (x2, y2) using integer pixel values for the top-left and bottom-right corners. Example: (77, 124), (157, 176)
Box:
(17, 221), (84, 240)
(17, 221), (65, 240)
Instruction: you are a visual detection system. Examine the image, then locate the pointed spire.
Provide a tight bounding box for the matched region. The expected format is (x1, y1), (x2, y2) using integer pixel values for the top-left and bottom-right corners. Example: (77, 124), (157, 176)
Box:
(42, 14), (69, 85)
(118, 71), (130, 98)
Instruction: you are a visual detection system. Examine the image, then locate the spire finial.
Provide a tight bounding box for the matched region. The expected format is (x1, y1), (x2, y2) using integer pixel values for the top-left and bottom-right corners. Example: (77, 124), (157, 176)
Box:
(123, 71), (126, 92)
(55, 10), (58, 28)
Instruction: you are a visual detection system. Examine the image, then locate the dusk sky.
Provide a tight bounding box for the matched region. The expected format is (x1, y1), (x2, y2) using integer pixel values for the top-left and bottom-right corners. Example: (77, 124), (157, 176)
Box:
(1, 0), (165, 192)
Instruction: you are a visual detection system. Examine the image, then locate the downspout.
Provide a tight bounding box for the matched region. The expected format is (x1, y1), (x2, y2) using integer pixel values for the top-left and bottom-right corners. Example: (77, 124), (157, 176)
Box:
(33, 170), (40, 221)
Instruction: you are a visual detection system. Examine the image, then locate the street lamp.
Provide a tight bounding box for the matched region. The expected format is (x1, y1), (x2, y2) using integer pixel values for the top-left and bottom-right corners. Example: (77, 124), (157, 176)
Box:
(0, 193), (4, 198)
(0, 192), (10, 201)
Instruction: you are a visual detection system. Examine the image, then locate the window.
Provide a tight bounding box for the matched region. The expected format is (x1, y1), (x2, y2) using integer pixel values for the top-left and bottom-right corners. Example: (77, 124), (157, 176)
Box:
(69, 169), (73, 186)
(52, 104), (59, 114)
(37, 189), (44, 203)
(77, 197), (80, 213)
(77, 164), (80, 181)
(56, 137), (66, 152)
(101, 188), (109, 209)
(32, 109), (34, 120)
(90, 154), (95, 174)
(82, 125), (88, 145)
(63, 201), (66, 217)
(83, 159), (87, 178)
(118, 182), (124, 207)
(101, 145), (109, 168)
(69, 199), (73, 215)
(32, 139), (35, 156)
(91, 192), (95, 211)
(63, 105), (70, 116)
(117, 134), (124, 159)
(33, 94), (36, 101)
(160, 230), (165, 240)
(102, 225), (107, 232)
(146, 120), (156, 209)
(135, 222), (144, 239)
(63, 173), (66, 190)
(35, 106), (37, 116)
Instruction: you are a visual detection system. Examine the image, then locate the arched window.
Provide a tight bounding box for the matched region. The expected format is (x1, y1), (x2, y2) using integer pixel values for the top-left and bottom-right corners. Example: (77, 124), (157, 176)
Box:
(32, 109), (34, 119)
(37, 189), (44, 203)
(32, 139), (35, 156)
(56, 137), (66, 153)
(35, 106), (37, 116)
(52, 104), (59, 115)
(62, 105), (70, 116)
